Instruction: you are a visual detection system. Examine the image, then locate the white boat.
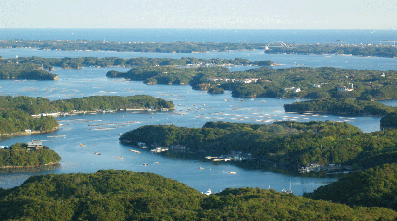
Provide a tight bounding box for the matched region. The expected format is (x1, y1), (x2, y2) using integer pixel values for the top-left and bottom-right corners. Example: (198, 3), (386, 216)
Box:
(282, 181), (293, 194)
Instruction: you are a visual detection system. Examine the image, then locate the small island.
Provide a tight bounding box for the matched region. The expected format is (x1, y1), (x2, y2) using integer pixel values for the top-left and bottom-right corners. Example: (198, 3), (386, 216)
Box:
(0, 63), (58, 80)
(0, 142), (61, 168)
(284, 98), (396, 117)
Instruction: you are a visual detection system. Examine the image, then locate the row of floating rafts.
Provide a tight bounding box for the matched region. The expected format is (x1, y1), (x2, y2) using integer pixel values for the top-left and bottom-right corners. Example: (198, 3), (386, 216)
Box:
(206, 157), (232, 162)
(129, 149), (141, 153)
(47, 135), (66, 138)
(150, 147), (169, 153)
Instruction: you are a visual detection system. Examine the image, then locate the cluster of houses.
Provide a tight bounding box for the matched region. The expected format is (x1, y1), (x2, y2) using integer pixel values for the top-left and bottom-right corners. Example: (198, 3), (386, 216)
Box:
(284, 87), (301, 93)
(283, 83), (355, 93)
(299, 163), (353, 174)
(206, 77), (259, 84)
(27, 140), (43, 151)
(205, 151), (252, 162)
(336, 83), (354, 92)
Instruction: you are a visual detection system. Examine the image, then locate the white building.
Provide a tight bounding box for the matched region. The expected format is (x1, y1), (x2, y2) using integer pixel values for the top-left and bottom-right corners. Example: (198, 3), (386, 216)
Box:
(312, 84), (321, 88)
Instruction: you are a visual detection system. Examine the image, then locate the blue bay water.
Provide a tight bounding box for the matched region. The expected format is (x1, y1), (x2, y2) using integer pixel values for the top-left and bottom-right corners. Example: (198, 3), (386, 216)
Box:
(1, 29), (397, 195)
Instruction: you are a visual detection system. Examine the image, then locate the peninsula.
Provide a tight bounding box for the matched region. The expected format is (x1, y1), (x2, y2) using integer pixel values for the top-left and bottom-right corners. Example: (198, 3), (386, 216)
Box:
(0, 95), (174, 136)
(120, 121), (397, 173)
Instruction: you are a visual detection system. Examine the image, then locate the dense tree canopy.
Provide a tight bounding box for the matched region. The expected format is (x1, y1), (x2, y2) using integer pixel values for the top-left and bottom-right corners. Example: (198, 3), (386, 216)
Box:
(284, 98), (396, 116)
(0, 143), (61, 167)
(2, 40), (396, 58)
(228, 67), (397, 100)
(381, 112), (397, 129)
(0, 170), (396, 220)
(0, 63), (57, 80)
(307, 163), (397, 211)
(0, 95), (172, 135)
(268, 43), (397, 58)
(0, 95), (174, 115)
(0, 109), (58, 135)
(120, 121), (397, 170)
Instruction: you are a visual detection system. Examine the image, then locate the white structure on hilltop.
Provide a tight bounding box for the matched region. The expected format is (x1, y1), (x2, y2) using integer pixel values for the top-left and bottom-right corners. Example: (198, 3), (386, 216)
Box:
(337, 83), (354, 92)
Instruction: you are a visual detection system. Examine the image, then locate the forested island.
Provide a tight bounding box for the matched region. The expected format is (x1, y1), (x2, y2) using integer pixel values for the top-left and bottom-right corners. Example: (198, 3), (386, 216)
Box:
(0, 142), (61, 168)
(284, 98), (397, 117)
(0, 95), (173, 135)
(1, 39), (397, 58)
(0, 62), (58, 80)
(108, 64), (397, 100)
(0, 40), (265, 53)
(1, 56), (274, 70)
(227, 67), (397, 100)
(120, 121), (397, 172)
(266, 43), (397, 58)
(0, 169), (396, 220)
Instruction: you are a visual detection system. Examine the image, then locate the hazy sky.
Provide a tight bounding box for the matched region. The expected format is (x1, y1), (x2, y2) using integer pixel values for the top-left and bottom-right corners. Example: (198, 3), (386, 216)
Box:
(1, 0), (396, 29)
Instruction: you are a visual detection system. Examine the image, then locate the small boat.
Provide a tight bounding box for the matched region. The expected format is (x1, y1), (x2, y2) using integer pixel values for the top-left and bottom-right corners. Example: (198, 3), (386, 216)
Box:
(115, 156), (123, 159)
(143, 163), (148, 166)
(93, 152), (101, 155)
(154, 162), (159, 164)
(80, 143), (86, 147)
(282, 181), (293, 194)
(229, 171), (236, 174)
(199, 167), (204, 169)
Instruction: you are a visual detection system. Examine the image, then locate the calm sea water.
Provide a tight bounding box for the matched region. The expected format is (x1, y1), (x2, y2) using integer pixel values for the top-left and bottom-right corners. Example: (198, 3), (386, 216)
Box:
(0, 65), (388, 194)
(1, 28), (397, 45)
(1, 30), (397, 194)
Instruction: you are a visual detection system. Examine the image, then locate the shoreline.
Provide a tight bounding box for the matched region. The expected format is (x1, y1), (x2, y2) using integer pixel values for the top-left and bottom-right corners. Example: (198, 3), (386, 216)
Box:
(0, 162), (60, 169)
(0, 127), (59, 137)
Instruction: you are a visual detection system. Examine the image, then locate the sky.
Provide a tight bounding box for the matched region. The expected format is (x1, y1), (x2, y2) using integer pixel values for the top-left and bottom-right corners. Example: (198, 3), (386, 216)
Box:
(0, 0), (396, 29)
